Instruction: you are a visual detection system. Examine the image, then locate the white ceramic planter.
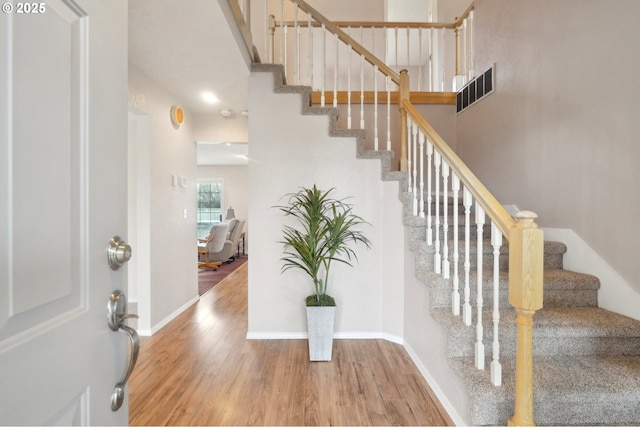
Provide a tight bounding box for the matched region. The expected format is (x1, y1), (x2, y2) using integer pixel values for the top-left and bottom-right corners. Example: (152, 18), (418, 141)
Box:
(306, 306), (336, 361)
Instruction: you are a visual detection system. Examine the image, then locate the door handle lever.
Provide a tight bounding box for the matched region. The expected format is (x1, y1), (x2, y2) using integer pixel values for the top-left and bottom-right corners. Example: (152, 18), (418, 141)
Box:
(107, 290), (140, 411)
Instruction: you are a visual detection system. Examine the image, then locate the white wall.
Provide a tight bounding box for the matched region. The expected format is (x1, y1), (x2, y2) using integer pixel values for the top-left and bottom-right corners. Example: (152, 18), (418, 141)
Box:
(247, 70), (405, 340)
(455, 0), (640, 314)
(128, 63), (199, 334)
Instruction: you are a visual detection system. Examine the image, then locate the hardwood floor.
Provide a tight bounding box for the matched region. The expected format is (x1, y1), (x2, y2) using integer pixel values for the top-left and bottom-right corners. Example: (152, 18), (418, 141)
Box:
(129, 263), (454, 426)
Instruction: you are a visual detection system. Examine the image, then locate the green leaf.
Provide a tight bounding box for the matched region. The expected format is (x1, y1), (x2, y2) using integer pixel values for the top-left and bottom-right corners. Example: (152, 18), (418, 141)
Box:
(274, 185), (372, 301)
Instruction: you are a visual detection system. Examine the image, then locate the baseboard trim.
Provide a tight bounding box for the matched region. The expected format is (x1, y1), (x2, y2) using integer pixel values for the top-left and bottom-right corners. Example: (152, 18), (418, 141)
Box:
(403, 343), (466, 427)
(543, 227), (640, 321)
(137, 296), (199, 337)
(246, 331), (403, 343)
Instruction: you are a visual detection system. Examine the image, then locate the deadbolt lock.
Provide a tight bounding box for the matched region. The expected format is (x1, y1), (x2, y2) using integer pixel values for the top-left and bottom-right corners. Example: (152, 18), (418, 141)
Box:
(107, 236), (132, 271)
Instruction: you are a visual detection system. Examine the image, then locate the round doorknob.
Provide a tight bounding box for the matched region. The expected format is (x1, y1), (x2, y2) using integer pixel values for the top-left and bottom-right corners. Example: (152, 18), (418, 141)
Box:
(108, 236), (132, 270)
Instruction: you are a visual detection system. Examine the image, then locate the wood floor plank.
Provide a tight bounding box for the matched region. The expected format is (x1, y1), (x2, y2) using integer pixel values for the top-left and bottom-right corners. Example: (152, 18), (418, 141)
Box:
(129, 263), (453, 426)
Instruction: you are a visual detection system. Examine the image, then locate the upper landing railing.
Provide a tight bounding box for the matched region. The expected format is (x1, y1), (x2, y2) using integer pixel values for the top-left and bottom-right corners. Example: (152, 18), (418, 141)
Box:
(228, 1), (544, 425)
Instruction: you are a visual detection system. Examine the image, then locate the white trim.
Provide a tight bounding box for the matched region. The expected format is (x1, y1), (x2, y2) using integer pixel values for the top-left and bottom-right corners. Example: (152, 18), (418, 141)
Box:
(543, 227), (640, 321)
(137, 296), (199, 336)
(246, 332), (306, 340)
(246, 331), (403, 343)
(403, 342), (467, 427)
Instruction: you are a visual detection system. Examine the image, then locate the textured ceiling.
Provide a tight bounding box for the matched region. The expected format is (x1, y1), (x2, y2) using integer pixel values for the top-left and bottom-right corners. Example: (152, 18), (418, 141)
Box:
(128, 0), (249, 115)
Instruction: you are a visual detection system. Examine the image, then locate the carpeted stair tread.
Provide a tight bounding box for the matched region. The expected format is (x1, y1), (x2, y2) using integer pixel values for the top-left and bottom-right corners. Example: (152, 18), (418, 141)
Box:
(434, 306), (640, 359)
(410, 237), (566, 255)
(425, 268), (600, 309)
(435, 306), (640, 340)
(425, 268), (599, 291)
(450, 355), (640, 425)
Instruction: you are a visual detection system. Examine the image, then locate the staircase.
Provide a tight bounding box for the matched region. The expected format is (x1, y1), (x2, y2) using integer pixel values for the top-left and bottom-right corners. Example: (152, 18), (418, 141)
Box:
(252, 63), (640, 425)
(406, 196), (640, 425)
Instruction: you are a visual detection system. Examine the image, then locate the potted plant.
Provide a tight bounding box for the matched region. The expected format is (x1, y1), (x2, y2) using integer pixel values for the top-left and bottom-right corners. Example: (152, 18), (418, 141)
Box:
(275, 185), (371, 361)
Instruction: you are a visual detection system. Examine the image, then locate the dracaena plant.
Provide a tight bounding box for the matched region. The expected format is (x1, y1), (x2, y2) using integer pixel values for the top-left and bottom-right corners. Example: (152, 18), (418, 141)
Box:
(275, 185), (371, 306)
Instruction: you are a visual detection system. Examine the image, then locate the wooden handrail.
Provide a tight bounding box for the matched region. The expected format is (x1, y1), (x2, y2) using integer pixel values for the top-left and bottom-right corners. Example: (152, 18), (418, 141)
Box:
(277, 20), (455, 30)
(310, 91), (456, 105)
(290, 0), (400, 85)
(454, 2), (475, 28)
(402, 99), (516, 237)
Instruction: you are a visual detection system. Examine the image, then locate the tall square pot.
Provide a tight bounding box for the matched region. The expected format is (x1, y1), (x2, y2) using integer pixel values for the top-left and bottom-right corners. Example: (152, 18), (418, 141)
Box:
(306, 306), (335, 361)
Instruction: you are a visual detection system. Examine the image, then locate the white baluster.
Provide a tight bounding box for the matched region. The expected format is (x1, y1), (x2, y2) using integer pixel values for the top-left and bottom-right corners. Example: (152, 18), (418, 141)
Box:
(426, 140), (433, 245)
(374, 65), (379, 150)
(320, 23), (325, 107)
(279, 0), (284, 65)
(333, 33), (338, 107)
(490, 221), (502, 386)
(347, 39), (352, 129)
(307, 13), (312, 87)
(442, 160), (450, 279)
(440, 28), (446, 91)
(412, 122), (418, 216)
(360, 52), (365, 129)
(373, 29), (379, 150)
(462, 187), (472, 325)
(451, 173), (460, 315)
(418, 131), (425, 218)
(418, 28), (423, 92)
(264, 0), (268, 63)
(283, 24), (288, 80)
(360, 27), (365, 130)
(468, 10), (475, 80)
(475, 203), (486, 370)
(434, 151), (441, 275)
(406, 117), (413, 195)
(406, 27), (410, 87)
(394, 27), (399, 71)
(386, 76), (391, 151)
(294, 7), (300, 85)
(462, 18), (467, 85)
(429, 28), (434, 92)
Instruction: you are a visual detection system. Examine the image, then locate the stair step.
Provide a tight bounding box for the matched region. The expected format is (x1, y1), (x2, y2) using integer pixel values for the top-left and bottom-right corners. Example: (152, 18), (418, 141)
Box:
(450, 355), (640, 425)
(411, 238), (566, 270)
(426, 268), (600, 308)
(434, 306), (640, 358)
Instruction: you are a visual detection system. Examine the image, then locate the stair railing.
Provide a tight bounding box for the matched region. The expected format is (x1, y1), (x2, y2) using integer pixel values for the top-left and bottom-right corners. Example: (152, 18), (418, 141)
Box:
(262, 0), (475, 170)
(254, 0), (542, 424)
(263, 0), (409, 162)
(403, 100), (543, 426)
(226, 0), (257, 63)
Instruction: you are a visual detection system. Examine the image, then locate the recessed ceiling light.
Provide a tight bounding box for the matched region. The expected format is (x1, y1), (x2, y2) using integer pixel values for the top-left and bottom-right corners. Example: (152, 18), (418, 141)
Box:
(202, 91), (219, 104)
(220, 109), (232, 117)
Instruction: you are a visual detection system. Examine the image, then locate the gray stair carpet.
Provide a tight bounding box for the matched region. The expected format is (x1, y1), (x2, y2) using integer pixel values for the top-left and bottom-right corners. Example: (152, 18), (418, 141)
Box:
(405, 193), (640, 425)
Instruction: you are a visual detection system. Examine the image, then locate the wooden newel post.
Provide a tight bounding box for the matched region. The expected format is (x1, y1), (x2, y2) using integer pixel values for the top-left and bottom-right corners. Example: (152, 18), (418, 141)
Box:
(399, 69), (410, 172)
(508, 211), (544, 427)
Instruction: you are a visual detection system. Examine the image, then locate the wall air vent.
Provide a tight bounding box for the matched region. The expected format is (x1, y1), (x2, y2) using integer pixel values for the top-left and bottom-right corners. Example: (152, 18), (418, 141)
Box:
(456, 64), (495, 114)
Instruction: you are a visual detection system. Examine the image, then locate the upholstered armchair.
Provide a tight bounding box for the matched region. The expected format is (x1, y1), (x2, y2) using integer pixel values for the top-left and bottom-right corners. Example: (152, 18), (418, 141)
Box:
(199, 219), (246, 270)
(198, 222), (229, 270)
(210, 219), (245, 263)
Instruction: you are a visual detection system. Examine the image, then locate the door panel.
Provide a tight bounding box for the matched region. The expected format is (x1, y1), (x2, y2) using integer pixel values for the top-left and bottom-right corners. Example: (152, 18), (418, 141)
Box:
(0, 0), (129, 424)
(4, 0), (82, 332)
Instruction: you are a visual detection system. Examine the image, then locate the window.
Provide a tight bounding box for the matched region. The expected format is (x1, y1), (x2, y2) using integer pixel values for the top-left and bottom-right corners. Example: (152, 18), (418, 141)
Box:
(197, 180), (223, 238)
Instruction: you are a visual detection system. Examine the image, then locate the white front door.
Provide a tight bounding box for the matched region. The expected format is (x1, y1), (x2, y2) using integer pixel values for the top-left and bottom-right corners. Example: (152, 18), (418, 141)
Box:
(0, 0), (130, 424)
